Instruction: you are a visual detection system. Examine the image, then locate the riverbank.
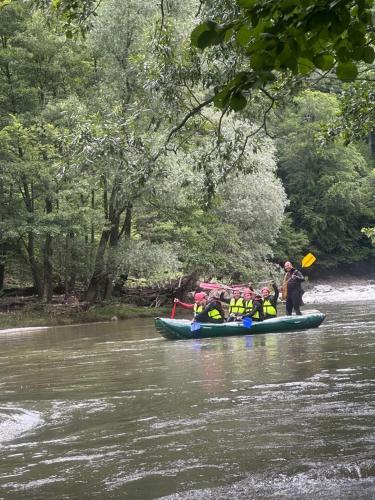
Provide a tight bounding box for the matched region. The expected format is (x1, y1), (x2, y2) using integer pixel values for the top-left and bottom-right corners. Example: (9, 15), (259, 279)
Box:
(2, 276), (375, 331)
(0, 302), (169, 330)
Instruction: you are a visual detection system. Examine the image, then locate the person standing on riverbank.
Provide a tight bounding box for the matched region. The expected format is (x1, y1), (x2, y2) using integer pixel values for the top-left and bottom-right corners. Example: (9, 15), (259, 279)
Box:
(283, 261), (305, 315)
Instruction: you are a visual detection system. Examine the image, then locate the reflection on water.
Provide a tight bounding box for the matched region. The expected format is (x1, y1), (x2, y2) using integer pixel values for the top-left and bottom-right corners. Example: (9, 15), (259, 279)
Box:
(0, 304), (374, 499)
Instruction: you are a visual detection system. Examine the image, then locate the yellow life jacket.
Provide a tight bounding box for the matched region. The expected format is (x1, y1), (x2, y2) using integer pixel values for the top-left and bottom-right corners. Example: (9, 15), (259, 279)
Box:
(208, 307), (223, 320)
(193, 304), (204, 317)
(244, 299), (260, 319)
(244, 299), (253, 312)
(229, 297), (245, 314)
(253, 310), (260, 319)
(263, 298), (277, 317)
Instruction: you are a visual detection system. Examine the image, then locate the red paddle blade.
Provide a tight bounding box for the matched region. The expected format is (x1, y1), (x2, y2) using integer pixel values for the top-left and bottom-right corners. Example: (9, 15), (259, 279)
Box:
(199, 282), (247, 291)
(171, 303), (177, 319)
(199, 282), (223, 290)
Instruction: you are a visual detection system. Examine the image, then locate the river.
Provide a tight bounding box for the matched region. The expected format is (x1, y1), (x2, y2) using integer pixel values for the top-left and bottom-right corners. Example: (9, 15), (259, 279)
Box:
(0, 285), (374, 499)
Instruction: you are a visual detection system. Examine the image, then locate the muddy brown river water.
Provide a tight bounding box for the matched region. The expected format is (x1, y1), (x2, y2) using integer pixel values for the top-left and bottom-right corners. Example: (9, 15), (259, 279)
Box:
(0, 293), (374, 499)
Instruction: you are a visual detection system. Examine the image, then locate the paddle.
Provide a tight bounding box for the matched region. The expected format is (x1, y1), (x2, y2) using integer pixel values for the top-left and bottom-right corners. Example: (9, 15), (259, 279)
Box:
(257, 253), (317, 289)
(301, 252), (316, 268)
(191, 321), (201, 332)
(171, 302), (177, 319)
(199, 282), (226, 290)
(243, 317), (253, 329)
(201, 254), (317, 298)
(282, 252), (317, 300)
(199, 282), (246, 291)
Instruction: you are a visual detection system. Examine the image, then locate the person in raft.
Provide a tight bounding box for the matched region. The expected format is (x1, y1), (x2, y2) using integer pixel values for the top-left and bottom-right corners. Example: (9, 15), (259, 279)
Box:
(174, 292), (207, 318)
(283, 261), (305, 315)
(194, 291), (225, 324)
(221, 288), (246, 322)
(242, 288), (264, 321)
(261, 282), (279, 319)
(174, 291), (225, 323)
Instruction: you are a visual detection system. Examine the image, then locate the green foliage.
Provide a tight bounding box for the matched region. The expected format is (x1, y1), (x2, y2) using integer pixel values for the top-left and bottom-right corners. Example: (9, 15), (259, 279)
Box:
(1, 0), (373, 302)
(362, 226), (375, 244)
(118, 240), (182, 283)
(276, 90), (375, 267)
(33, 0), (100, 37)
(191, 0), (375, 109)
(272, 214), (310, 266)
(322, 76), (375, 144)
(136, 111), (287, 280)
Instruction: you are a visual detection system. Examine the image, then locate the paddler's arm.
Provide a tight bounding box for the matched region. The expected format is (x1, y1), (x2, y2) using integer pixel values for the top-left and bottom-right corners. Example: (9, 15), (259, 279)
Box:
(174, 298), (194, 310)
(293, 269), (305, 282)
(243, 301), (262, 320)
(271, 282), (279, 305)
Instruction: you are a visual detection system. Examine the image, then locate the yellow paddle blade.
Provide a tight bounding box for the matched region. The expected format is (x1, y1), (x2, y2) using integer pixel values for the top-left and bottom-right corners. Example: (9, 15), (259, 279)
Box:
(301, 252), (316, 268)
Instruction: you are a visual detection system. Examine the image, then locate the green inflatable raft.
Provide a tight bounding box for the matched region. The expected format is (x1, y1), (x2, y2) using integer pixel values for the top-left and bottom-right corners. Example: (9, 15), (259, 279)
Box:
(155, 310), (326, 340)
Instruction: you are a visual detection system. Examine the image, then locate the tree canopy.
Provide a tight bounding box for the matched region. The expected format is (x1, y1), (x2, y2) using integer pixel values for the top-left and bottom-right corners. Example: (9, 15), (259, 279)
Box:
(0, 0), (374, 302)
(191, 0), (375, 111)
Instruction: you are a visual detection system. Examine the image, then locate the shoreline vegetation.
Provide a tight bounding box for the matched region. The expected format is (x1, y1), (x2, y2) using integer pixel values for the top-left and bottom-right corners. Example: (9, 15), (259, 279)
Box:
(2, 273), (375, 331)
(2, 268), (375, 331)
(0, 274), (198, 330)
(0, 300), (169, 330)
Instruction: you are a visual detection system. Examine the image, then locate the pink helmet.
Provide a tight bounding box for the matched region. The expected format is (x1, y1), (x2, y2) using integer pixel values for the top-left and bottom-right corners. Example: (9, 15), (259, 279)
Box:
(194, 292), (207, 301)
(261, 287), (270, 294)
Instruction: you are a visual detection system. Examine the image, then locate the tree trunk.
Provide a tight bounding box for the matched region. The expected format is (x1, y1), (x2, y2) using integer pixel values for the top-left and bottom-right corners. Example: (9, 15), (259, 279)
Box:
(43, 197), (53, 303)
(64, 234), (70, 297)
(27, 232), (44, 298)
(369, 130), (375, 159)
(85, 229), (111, 302)
(122, 203), (132, 238)
(20, 177), (44, 297)
(68, 232), (77, 294)
(64, 232), (77, 297)
(103, 277), (113, 300)
(90, 189), (95, 268)
(0, 262), (4, 291)
(43, 232), (53, 302)
(0, 242), (6, 290)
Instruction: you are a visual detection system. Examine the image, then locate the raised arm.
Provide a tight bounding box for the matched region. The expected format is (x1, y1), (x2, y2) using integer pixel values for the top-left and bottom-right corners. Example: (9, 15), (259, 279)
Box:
(292, 270), (305, 282)
(272, 282), (279, 304)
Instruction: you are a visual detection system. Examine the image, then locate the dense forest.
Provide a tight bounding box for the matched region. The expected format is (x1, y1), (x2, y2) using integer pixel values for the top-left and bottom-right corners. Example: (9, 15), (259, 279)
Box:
(0, 0), (374, 303)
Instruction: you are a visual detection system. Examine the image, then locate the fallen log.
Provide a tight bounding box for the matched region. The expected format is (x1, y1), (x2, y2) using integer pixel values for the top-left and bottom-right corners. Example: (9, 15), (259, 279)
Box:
(119, 273), (199, 307)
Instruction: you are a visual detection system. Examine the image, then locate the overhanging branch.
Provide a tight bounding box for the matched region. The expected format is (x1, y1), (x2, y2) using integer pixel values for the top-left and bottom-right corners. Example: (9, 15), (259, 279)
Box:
(165, 95), (215, 144)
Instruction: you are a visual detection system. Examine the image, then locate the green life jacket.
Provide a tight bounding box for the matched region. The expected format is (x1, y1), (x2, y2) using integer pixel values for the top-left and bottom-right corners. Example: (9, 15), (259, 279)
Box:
(229, 297), (245, 314)
(263, 298), (277, 317)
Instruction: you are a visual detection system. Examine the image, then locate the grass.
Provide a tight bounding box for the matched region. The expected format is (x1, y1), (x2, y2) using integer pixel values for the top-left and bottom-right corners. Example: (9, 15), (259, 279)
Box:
(0, 302), (169, 330)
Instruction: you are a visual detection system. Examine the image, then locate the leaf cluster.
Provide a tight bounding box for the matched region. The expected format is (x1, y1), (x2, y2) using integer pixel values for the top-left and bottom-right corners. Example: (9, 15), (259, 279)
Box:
(191, 0), (375, 110)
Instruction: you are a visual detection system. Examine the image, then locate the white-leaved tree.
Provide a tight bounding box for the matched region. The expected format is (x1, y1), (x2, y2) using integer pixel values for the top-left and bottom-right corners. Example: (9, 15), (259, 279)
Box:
(134, 110), (287, 281)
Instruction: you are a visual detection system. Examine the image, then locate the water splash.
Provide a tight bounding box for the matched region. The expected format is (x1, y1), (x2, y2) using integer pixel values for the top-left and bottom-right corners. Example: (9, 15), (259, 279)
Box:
(0, 406), (41, 445)
(304, 281), (375, 304)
